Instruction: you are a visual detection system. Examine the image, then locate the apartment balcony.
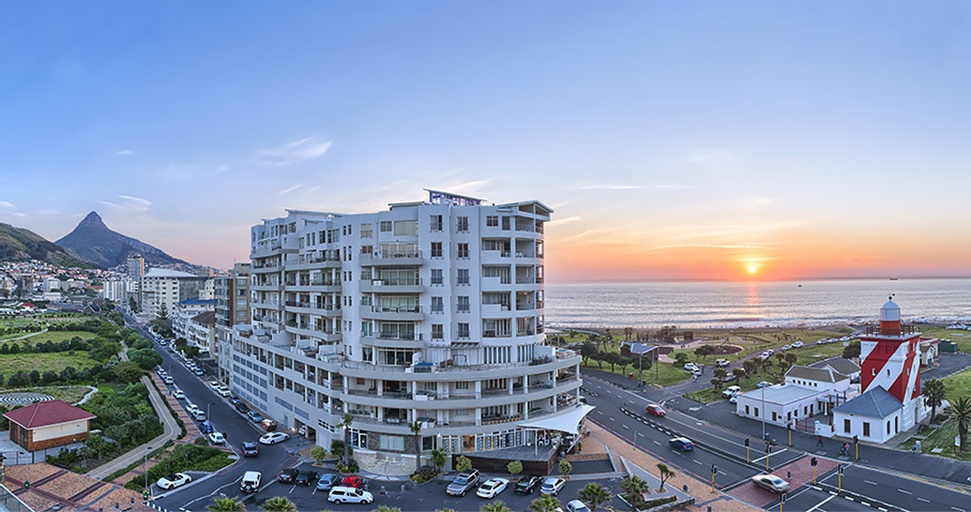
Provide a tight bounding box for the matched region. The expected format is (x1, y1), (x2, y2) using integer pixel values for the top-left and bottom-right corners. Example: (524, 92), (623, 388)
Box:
(481, 304), (512, 316)
(284, 301), (316, 315)
(287, 252), (341, 270)
(251, 300), (283, 311)
(481, 276), (513, 291)
(250, 242), (283, 259)
(359, 252), (424, 267)
(360, 333), (423, 349)
(340, 353), (581, 381)
(250, 262), (281, 274)
(251, 282), (281, 292)
(480, 250), (512, 265)
(360, 278), (423, 294)
(359, 305), (424, 322)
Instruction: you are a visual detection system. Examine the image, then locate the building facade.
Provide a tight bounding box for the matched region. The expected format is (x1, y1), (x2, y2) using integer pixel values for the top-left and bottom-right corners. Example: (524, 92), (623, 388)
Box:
(215, 263), (251, 381)
(139, 269), (211, 319)
(225, 191), (585, 461)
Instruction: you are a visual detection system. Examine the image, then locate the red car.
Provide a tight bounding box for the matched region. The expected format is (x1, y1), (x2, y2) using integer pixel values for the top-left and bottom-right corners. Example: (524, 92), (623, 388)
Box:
(342, 475), (364, 488)
(646, 404), (666, 417)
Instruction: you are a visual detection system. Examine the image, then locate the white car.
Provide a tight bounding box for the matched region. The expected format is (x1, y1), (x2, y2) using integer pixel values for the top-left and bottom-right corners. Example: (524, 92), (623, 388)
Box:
(792, 341), (804, 348)
(156, 472), (192, 490)
(173, 390), (185, 400)
(476, 478), (509, 498)
(722, 385), (741, 398)
(751, 473), (790, 493)
(566, 500), (592, 512)
(260, 432), (290, 445)
(760, 352), (772, 360)
(328, 486), (374, 504)
(209, 380), (220, 389)
(186, 403), (200, 415)
(540, 477), (566, 495)
(208, 432), (225, 445)
(683, 362), (699, 372)
(216, 385), (231, 397)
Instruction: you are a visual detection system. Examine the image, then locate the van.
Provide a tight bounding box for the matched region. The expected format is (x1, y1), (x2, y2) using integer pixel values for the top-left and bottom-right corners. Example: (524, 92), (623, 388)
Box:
(240, 471), (261, 493)
(327, 486), (374, 504)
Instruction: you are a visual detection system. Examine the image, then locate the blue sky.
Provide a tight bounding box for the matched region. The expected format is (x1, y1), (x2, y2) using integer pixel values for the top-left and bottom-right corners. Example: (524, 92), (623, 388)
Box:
(2, 2), (971, 280)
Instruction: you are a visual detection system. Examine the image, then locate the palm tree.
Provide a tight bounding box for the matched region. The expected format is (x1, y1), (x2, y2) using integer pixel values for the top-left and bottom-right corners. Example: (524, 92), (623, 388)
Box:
(528, 493), (562, 512)
(923, 378), (946, 422)
(480, 501), (513, 512)
(732, 367), (747, 384)
(260, 496), (297, 512)
(710, 377), (723, 393)
(657, 463), (675, 491)
(713, 368), (728, 381)
(743, 359), (759, 376)
(577, 482), (611, 511)
(408, 420), (423, 474)
(339, 412), (354, 463)
(431, 448), (447, 473)
(207, 497), (244, 512)
(950, 396), (971, 452)
(620, 475), (648, 505)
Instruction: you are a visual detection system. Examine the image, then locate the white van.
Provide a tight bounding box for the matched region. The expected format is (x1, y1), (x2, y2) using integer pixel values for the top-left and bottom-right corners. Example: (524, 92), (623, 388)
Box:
(328, 486), (374, 504)
(240, 470), (261, 493)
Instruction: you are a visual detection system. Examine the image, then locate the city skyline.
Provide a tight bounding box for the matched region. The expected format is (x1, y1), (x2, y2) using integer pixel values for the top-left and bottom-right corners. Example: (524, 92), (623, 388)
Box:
(3, 2), (971, 281)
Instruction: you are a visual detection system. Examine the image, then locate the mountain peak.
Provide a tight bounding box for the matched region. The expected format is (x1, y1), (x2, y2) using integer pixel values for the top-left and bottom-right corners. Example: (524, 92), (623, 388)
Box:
(79, 211), (105, 227)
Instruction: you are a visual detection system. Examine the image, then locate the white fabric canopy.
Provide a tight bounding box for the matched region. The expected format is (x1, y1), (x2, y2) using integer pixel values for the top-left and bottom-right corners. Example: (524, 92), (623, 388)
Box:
(518, 404), (595, 435)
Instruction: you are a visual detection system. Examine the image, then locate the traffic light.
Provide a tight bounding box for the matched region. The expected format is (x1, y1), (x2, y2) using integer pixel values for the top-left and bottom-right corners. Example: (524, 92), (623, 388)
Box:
(143, 489), (149, 501)
(744, 438), (750, 447)
(711, 464), (718, 475)
(810, 457), (817, 467)
(853, 435), (859, 444)
(24, 480), (29, 490)
(838, 465), (844, 476)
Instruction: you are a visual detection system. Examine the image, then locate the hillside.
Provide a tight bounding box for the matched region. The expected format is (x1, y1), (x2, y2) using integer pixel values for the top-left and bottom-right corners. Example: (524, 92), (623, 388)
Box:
(0, 223), (90, 267)
(55, 211), (190, 269)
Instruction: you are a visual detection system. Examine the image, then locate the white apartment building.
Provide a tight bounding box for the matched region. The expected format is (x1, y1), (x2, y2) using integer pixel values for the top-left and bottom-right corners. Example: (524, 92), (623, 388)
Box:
(102, 278), (128, 302)
(139, 269), (211, 319)
(227, 191), (586, 462)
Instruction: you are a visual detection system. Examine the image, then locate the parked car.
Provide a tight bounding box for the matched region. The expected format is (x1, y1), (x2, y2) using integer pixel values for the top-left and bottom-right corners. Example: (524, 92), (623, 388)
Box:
(328, 487), (374, 505)
(207, 432), (225, 445)
(683, 362), (700, 372)
(209, 380), (220, 389)
(163, 376), (174, 384)
(241, 441), (259, 457)
(645, 404), (666, 417)
(446, 470), (481, 496)
(514, 475), (542, 494)
(216, 385), (231, 397)
(540, 477), (566, 496)
(566, 500), (592, 512)
(199, 421), (214, 434)
(192, 409), (206, 422)
(722, 385), (741, 398)
(476, 478), (509, 499)
(729, 392), (740, 404)
(792, 341), (804, 348)
(156, 473), (191, 490)
(760, 352), (772, 360)
(316, 473), (341, 491)
(193, 368), (204, 376)
(295, 470), (318, 486)
(341, 475), (365, 489)
(246, 410), (264, 423)
(260, 432), (290, 445)
(751, 473), (790, 493)
(173, 389), (185, 400)
(278, 468), (299, 484)
(781, 344), (792, 351)
(757, 381), (773, 389)
(715, 358), (730, 367)
(235, 402), (250, 414)
(186, 403), (200, 415)
(669, 437), (694, 452)
(240, 471), (261, 493)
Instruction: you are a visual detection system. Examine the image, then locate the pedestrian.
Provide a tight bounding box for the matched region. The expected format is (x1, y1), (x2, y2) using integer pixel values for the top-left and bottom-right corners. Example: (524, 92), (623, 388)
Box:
(816, 436), (824, 448)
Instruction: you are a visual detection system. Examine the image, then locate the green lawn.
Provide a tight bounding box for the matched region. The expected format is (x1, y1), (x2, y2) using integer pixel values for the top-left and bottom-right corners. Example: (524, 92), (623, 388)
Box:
(898, 418), (971, 462)
(941, 367), (971, 404)
(0, 352), (100, 377)
(919, 326), (971, 354)
(8, 330), (98, 344)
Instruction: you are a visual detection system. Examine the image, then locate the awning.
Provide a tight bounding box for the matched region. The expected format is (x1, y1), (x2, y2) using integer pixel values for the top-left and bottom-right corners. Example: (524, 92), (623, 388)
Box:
(518, 404), (595, 435)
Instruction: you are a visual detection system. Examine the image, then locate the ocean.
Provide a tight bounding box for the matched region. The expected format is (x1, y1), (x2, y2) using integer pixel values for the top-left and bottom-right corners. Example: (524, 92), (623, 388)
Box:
(545, 278), (971, 330)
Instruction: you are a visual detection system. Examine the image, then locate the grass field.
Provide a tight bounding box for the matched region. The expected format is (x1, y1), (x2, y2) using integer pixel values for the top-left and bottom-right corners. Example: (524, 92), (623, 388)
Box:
(0, 352), (100, 376)
(4, 330), (99, 344)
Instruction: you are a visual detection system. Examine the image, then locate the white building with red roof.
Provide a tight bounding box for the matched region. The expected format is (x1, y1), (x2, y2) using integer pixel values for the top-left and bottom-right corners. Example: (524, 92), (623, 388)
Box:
(4, 400), (96, 451)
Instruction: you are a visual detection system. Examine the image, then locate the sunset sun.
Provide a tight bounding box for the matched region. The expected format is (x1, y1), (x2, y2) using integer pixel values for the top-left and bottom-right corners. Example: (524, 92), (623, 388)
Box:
(747, 263), (760, 275)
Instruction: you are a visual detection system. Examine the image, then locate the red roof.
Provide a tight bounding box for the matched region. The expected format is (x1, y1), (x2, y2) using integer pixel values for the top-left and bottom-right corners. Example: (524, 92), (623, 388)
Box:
(3, 400), (96, 429)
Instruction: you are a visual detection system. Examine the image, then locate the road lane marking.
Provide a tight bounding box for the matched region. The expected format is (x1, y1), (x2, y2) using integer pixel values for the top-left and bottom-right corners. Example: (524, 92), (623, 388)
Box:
(805, 494), (838, 512)
(864, 480), (878, 485)
(845, 496), (855, 501)
(878, 508), (888, 512)
(693, 460), (703, 465)
(861, 502), (870, 507)
(653, 441), (661, 446)
(897, 489), (912, 494)
(918, 498), (930, 503)
(596, 410), (603, 415)
(952, 508), (966, 512)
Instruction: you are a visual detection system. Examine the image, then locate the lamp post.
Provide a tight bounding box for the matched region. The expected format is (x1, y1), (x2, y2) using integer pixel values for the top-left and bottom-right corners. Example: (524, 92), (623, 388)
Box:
(144, 446), (153, 493)
(207, 402), (213, 420)
(19, 452), (28, 491)
(761, 385), (766, 441)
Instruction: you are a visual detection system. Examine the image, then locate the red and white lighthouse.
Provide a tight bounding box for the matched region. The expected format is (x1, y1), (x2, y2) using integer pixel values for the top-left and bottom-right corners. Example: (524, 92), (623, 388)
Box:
(859, 298), (926, 429)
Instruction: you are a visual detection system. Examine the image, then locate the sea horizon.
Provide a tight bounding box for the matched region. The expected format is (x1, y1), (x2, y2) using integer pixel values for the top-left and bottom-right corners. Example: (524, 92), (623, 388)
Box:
(545, 277), (971, 330)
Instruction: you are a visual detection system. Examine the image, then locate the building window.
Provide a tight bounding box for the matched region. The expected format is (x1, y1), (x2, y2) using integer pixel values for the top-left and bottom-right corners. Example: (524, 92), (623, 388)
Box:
(380, 435), (404, 452)
(772, 412), (778, 422)
(455, 381), (469, 390)
(887, 421), (891, 435)
(457, 216), (469, 232)
(486, 215), (498, 227)
(361, 224), (373, 238)
(745, 405), (750, 415)
(754, 407), (759, 418)
(457, 269), (470, 285)
(458, 323), (470, 338)
(380, 221), (392, 232)
(430, 242), (443, 258)
(457, 243), (469, 259)
(430, 215), (443, 231)
(863, 422), (870, 437)
(431, 269), (443, 285)
(457, 296), (470, 313)
(431, 324), (444, 339)
(431, 297), (444, 313)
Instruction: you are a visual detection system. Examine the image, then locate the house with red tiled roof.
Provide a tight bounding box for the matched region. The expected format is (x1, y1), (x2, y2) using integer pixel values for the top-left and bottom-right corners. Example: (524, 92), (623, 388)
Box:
(4, 400), (96, 451)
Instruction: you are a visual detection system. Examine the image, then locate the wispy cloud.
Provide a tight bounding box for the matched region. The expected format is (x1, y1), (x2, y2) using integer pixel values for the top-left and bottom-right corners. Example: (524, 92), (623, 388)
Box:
(279, 184), (303, 195)
(0, 201), (14, 209)
(99, 195), (152, 214)
(257, 137), (332, 166)
(116, 149), (134, 156)
(571, 184), (642, 191)
(548, 216), (582, 226)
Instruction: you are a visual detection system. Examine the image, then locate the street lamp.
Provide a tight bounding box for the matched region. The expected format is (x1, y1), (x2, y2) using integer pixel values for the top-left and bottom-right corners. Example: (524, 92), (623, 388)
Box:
(19, 452), (28, 491)
(207, 402), (213, 420)
(761, 385), (766, 440)
(144, 446), (153, 493)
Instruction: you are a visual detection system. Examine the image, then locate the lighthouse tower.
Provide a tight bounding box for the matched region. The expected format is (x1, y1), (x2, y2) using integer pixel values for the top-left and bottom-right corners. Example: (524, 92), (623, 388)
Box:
(859, 297), (926, 430)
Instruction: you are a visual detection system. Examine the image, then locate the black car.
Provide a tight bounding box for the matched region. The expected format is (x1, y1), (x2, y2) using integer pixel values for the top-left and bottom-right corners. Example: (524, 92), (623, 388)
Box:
(241, 441), (259, 457)
(235, 402), (251, 414)
(294, 470), (318, 486)
(514, 475), (542, 494)
(278, 468), (299, 483)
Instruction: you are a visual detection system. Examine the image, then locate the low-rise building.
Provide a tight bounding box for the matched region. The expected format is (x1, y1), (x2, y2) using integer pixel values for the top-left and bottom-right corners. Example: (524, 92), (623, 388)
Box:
(4, 400), (96, 451)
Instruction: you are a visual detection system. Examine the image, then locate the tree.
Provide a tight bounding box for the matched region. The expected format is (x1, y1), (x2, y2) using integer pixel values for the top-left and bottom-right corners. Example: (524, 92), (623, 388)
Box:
(603, 352), (620, 372)
(713, 368), (728, 381)
(743, 359), (759, 376)
(784, 353), (798, 366)
(843, 340), (861, 360)
(624, 327), (634, 341)
(694, 344), (715, 361)
(330, 439), (347, 459)
(673, 352), (690, 367)
(507, 460), (523, 477)
(480, 502), (512, 512)
(577, 482), (611, 511)
(339, 413), (354, 463)
(260, 496), (297, 512)
(923, 379), (946, 423)
(28, 369), (40, 385)
(128, 296), (140, 314)
(528, 493), (562, 512)
(760, 357), (774, 373)
(207, 496), (245, 512)
(41, 370), (58, 385)
(431, 448), (447, 472)
(455, 455), (472, 473)
(113, 361), (143, 383)
(620, 475), (648, 501)
(129, 347), (163, 369)
(558, 459), (572, 476)
(657, 463), (675, 491)
(157, 303), (169, 321)
(309, 445), (328, 464)
(408, 420), (423, 474)
(579, 343), (598, 366)
(732, 367), (747, 384)
(589, 351), (606, 370)
(950, 396), (971, 452)
(710, 377), (723, 393)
